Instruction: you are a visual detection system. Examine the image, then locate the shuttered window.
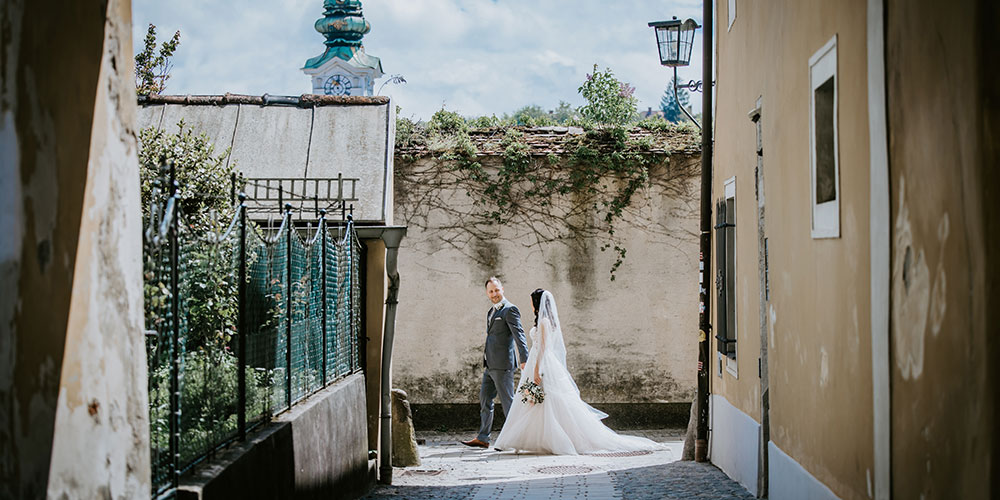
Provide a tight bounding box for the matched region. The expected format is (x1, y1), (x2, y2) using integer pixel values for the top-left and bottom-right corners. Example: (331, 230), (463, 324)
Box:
(715, 182), (737, 359)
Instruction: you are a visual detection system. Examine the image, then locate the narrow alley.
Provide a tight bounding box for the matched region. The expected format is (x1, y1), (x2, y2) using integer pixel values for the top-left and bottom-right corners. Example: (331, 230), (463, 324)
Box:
(363, 430), (753, 500)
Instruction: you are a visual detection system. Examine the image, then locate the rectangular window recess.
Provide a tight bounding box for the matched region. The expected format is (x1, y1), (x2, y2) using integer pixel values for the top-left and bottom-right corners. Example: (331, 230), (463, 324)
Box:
(809, 34), (841, 239)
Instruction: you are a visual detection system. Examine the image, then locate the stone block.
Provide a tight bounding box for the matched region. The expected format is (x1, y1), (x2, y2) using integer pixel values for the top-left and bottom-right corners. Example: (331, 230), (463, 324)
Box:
(391, 389), (421, 467)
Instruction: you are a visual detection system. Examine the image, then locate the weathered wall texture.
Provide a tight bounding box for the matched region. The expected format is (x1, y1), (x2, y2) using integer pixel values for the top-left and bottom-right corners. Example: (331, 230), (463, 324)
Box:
(0, 0), (149, 497)
(137, 100), (396, 224)
(46, 0), (150, 496)
(391, 152), (701, 407)
(712, 0), (873, 498)
(886, 0), (999, 498)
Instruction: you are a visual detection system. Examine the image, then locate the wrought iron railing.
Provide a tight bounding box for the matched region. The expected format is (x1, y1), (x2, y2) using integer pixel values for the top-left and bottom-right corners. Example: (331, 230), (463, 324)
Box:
(144, 165), (362, 498)
(239, 174), (359, 222)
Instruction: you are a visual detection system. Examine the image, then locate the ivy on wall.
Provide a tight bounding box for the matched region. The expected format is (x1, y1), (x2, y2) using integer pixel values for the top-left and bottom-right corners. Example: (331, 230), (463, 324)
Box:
(394, 67), (700, 279)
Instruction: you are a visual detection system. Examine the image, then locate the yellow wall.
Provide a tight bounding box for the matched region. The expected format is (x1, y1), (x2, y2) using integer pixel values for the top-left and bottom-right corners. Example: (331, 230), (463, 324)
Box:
(712, 0), (873, 498)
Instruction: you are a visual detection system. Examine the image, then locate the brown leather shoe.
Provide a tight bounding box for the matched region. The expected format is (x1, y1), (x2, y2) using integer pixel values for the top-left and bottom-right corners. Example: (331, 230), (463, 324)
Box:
(461, 438), (489, 448)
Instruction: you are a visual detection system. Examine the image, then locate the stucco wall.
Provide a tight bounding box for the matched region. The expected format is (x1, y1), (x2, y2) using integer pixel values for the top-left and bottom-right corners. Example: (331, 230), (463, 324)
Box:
(0, 0), (149, 497)
(46, 0), (150, 496)
(712, 0), (873, 498)
(886, 1), (998, 498)
(137, 101), (395, 224)
(391, 153), (700, 407)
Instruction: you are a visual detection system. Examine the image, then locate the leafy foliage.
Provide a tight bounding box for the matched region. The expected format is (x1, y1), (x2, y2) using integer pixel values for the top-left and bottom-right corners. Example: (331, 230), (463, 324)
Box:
(636, 115), (698, 134)
(148, 350), (271, 464)
(135, 23), (181, 96)
(394, 66), (692, 279)
(140, 122), (244, 351)
(578, 65), (638, 128)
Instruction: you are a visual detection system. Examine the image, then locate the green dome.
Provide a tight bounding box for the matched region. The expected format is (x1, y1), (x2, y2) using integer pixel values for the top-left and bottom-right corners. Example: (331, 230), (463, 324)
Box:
(322, 0), (363, 15)
(315, 0), (369, 48)
(304, 0), (381, 71)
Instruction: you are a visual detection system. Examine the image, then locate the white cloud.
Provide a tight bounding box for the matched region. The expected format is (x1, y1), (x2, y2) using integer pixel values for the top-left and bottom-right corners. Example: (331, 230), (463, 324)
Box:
(134, 0), (706, 120)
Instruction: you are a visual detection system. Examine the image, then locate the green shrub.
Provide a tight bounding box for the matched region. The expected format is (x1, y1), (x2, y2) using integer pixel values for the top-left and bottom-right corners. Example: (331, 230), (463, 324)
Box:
(578, 64), (638, 128)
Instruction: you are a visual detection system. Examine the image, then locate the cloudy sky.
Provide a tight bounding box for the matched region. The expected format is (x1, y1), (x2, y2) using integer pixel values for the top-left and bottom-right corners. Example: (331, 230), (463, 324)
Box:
(133, 0), (706, 121)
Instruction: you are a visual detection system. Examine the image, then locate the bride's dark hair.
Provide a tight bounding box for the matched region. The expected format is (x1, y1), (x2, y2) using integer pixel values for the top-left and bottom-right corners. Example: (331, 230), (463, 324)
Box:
(531, 288), (546, 326)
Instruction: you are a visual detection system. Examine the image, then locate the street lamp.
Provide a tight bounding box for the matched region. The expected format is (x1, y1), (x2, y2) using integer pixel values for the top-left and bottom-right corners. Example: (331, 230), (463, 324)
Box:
(649, 17), (699, 67)
(649, 12), (713, 464)
(648, 17), (702, 129)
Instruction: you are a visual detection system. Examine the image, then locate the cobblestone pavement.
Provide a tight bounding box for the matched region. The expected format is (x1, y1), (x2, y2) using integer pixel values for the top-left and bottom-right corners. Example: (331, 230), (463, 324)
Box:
(360, 430), (754, 500)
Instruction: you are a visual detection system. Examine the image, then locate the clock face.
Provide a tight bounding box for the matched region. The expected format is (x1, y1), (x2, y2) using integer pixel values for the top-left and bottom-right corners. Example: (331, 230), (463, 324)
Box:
(323, 74), (352, 96)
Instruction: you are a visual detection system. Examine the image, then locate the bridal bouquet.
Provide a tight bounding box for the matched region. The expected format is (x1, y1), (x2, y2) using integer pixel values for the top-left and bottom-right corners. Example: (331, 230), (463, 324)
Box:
(518, 380), (545, 405)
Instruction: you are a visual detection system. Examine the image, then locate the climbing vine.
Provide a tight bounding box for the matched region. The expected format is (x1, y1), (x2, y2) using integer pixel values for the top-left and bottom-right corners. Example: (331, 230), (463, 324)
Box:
(394, 67), (700, 279)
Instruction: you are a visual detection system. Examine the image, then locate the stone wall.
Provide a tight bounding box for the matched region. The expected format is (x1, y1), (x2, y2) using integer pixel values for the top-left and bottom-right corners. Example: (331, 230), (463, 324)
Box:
(390, 150), (701, 410)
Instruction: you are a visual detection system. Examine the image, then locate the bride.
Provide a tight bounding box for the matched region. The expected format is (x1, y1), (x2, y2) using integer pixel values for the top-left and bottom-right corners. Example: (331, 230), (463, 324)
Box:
(493, 289), (660, 455)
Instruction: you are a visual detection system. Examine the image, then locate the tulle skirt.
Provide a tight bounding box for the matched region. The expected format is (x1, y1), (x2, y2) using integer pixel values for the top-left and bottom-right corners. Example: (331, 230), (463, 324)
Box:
(492, 348), (660, 455)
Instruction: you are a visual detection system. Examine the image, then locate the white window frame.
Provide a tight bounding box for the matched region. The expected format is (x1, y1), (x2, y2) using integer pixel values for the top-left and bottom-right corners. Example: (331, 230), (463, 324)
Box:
(724, 177), (738, 377)
(728, 0), (737, 31)
(808, 35), (841, 239)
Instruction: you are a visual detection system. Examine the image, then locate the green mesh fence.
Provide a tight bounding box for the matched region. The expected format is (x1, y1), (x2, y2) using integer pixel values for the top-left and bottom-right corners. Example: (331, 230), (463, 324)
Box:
(176, 213), (242, 469)
(330, 231), (350, 378)
(305, 232), (324, 392)
(350, 233), (361, 372)
(145, 201), (361, 497)
(267, 230), (290, 412)
(244, 228), (275, 428)
(144, 224), (179, 497)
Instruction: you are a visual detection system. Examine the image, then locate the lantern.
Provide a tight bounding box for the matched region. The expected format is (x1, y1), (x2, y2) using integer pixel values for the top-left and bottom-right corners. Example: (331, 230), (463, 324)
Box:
(648, 17), (700, 67)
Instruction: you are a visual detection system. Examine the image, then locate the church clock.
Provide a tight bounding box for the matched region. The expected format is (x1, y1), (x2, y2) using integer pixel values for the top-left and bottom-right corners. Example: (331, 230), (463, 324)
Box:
(323, 74), (353, 96)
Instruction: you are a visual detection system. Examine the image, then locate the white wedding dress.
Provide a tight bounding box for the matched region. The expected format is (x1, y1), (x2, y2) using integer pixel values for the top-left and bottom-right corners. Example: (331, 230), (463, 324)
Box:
(492, 291), (660, 455)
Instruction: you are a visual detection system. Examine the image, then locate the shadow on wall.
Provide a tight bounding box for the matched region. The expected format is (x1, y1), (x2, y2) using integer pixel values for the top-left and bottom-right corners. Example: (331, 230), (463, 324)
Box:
(176, 375), (373, 500)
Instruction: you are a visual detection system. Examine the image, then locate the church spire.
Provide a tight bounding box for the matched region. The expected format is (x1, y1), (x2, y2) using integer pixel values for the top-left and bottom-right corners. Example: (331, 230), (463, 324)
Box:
(302, 0), (383, 96)
(308, 0), (369, 65)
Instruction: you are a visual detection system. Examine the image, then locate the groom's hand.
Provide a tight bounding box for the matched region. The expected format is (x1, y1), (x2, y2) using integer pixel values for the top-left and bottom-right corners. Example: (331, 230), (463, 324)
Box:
(519, 363), (525, 371)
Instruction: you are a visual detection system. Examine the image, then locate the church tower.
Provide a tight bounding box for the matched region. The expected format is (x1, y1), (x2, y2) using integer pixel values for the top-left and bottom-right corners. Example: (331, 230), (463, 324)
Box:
(302, 0), (384, 96)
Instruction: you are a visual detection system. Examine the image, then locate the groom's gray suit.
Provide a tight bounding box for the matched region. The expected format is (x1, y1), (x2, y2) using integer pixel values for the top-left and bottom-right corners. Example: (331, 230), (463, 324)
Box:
(477, 298), (529, 443)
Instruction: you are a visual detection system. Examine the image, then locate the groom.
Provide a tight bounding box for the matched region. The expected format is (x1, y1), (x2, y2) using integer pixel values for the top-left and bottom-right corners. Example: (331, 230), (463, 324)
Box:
(462, 277), (529, 448)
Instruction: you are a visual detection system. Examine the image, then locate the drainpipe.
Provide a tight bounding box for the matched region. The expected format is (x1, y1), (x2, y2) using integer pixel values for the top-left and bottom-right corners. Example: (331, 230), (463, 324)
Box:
(378, 228), (406, 484)
(695, 0), (714, 463)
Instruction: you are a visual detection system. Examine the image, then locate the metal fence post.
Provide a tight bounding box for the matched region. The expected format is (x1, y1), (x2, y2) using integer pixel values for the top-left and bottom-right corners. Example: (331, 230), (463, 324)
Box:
(237, 193), (247, 441)
(230, 172), (237, 207)
(285, 203), (293, 409)
(320, 210), (328, 386)
(168, 164), (181, 490)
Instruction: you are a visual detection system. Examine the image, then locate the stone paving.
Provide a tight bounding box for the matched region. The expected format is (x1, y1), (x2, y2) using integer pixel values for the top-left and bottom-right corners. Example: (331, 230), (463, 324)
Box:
(360, 430), (754, 500)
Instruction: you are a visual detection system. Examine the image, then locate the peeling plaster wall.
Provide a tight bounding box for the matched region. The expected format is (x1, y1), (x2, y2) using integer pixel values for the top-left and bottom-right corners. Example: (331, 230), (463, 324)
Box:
(391, 154), (700, 406)
(45, 0), (150, 496)
(0, 0), (110, 497)
(712, 1), (874, 498)
(886, 0), (998, 497)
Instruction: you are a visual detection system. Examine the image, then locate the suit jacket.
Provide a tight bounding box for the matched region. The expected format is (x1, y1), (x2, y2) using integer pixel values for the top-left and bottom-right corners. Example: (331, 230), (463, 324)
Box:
(484, 299), (529, 370)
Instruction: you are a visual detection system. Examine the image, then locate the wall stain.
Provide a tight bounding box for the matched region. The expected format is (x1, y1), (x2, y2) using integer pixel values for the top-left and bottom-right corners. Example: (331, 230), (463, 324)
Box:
(36, 239), (50, 274)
